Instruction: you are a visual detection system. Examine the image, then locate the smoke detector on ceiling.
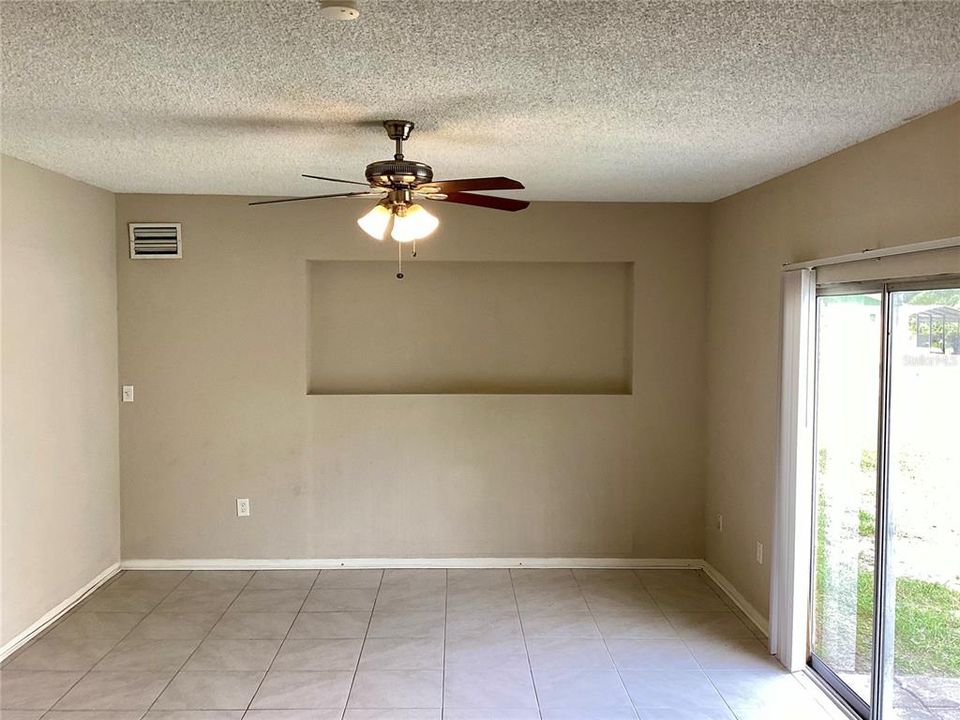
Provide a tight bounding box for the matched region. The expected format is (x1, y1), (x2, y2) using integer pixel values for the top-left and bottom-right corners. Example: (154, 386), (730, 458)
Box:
(320, 0), (359, 20)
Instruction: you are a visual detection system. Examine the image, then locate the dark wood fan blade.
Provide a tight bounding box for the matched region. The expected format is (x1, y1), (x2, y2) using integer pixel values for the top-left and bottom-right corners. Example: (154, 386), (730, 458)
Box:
(248, 191), (381, 206)
(421, 176), (524, 193)
(427, 192), (530, 212)
(301, 174), (370, 187)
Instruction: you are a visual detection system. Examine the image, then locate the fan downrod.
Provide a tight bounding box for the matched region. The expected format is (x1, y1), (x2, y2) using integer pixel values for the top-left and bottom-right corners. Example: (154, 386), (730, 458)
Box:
(384, 119), (415, 159)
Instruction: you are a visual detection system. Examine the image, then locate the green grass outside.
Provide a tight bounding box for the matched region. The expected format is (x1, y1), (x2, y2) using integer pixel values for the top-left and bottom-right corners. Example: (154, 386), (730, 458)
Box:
(815, 486), (960, 677)
(851, 570), (960, 676)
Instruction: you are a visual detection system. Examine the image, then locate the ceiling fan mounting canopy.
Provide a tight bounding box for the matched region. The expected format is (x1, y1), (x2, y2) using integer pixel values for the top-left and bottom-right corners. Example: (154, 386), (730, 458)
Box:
(382, 119), (415, 142)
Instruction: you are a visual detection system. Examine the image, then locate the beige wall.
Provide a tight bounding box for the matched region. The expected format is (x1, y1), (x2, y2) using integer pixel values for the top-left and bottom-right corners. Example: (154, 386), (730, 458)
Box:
(6, 101), (955, 640)
(308, 260), (634, 395)
(705, 102), (960, 617)
(1, 156), (119, 647)
(116, 197), (709, 560)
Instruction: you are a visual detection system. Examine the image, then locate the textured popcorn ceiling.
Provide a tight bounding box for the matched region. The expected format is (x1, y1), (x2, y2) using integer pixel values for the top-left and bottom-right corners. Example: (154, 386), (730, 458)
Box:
(1, 1), (959, 201)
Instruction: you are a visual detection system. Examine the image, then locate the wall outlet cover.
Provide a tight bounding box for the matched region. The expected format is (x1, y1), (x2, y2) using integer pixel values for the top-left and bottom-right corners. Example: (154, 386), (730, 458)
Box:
(236, 498), (250, 517)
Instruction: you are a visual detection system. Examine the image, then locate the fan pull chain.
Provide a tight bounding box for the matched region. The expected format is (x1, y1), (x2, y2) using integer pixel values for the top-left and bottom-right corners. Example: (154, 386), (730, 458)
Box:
(396, 241), (404, 280)
(412, 238), (418, 258)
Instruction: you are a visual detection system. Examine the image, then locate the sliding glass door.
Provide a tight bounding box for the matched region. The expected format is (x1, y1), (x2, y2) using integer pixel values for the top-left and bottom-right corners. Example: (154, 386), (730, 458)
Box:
(885, 287), (960, 718)
(810, 280), (960, 720)
(810, 291), (880, 716)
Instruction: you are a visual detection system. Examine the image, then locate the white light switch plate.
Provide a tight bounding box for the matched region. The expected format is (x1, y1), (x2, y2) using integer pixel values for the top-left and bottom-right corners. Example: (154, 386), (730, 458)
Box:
(121, 385), (135, 403)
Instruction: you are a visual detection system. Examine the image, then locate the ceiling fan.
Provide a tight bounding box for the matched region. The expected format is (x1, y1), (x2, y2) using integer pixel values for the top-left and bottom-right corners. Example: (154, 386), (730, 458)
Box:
(249, 120), (529, 260)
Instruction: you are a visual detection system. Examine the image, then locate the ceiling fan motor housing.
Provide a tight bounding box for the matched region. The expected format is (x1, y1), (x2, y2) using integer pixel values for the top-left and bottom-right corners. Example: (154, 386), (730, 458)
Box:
(248, 116), (527, 213)
(365, 159), (433, 188)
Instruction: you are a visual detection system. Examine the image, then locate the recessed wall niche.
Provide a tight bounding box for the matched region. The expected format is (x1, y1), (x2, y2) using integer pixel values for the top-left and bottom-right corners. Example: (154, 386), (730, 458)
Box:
(308, 260), (633, 395)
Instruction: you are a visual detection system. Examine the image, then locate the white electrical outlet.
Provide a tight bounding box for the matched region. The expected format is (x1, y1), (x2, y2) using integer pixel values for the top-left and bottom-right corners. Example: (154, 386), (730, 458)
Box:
(121, 385), (135, 403)
(756, 541), (764, 565)
(716, 514), (723, 532)
(236, 498), (250, 517)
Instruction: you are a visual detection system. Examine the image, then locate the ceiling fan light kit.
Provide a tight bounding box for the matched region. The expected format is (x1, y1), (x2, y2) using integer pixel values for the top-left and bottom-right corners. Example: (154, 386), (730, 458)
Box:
(356, 200), (438, 244)
(250, 119), (529, 278)
(388, 203), (440, 243)
(356, 201), (393, 240)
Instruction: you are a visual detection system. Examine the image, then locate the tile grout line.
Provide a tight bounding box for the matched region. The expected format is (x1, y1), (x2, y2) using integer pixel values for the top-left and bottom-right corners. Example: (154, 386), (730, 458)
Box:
(635, 566), (692, 637)
(338, 568), (385, 720)
(689, 571), (822, 718)
(684, 639), (742, 720)
(638, 567), (739, 635)
(142, 569), (259, 715)
(635, 568), (743, 720)
(575, 570), (641, 719)
(15, 569), (832, 720)
(36, 568), (193, 719)
(508, 568), (544, 720)
(699, 572), (768, 644)
(240, 569), (322, 718)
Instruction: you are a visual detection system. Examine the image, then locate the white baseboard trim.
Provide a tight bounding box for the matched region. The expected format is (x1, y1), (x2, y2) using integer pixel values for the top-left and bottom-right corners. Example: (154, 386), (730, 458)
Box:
(121, 557), (703, 571)
(0, 561), (121, 661)
(104, 558), (770, 641)
(22, 558), (767, 644)
(701, 560), (770, 639)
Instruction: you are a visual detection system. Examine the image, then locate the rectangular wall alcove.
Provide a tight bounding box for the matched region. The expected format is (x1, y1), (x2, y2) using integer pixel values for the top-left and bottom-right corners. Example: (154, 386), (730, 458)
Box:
(308, 260), (634, 395)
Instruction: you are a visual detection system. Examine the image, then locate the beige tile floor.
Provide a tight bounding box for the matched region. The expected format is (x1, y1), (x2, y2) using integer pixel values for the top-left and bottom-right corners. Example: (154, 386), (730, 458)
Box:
(1, 568), (846, 719)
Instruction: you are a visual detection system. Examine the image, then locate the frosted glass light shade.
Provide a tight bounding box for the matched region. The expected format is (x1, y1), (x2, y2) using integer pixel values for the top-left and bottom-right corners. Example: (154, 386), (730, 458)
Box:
(391, 203), (439, 243)
(357, 202), (392, 240)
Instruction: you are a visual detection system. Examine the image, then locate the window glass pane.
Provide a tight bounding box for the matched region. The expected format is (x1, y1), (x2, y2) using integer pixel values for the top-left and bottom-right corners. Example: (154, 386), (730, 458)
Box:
(887, 287), (960, 718)
(811, 292), (881, 704)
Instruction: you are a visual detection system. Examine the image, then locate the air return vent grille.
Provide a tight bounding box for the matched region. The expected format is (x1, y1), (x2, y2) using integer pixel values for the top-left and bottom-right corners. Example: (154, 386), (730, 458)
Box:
(128, 223), (181, 259)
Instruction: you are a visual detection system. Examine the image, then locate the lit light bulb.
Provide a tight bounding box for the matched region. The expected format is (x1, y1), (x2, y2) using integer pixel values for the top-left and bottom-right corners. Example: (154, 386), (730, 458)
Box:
(356, 202), (393, 240)
(390, 203), (439, 243)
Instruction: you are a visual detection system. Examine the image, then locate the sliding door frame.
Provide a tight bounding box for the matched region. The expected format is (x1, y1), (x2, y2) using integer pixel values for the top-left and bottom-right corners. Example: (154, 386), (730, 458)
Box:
(807, 280), (884, 720)
(807, 274), (960, 720)
(869, 284), (894, 720)
(809, 654), (870, 718)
